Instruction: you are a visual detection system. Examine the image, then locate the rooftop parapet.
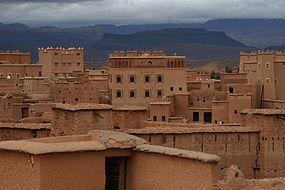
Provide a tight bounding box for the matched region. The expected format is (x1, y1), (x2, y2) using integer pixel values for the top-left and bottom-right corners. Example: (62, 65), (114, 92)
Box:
(126, 50), (138, 57)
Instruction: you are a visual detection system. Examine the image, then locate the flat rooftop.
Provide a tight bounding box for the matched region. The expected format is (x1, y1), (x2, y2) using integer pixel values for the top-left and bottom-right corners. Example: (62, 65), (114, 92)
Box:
(0, 130), (220, 163)
(0, 122), (51, 130)
(241, 109), (285, 115)
(52, 103), (113, 111)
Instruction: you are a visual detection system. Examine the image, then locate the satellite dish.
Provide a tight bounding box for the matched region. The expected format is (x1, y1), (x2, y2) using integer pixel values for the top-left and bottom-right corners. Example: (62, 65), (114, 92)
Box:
(7, 75), (11, 79)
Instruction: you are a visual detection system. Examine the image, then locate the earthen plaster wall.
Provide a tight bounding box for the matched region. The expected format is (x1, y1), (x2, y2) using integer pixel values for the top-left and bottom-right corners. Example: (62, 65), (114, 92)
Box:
(126, 151), (216, 190)
(0, 151), (41, 190)
(39, 151), (105, 190)
(52, 109), (113, 135)
(134, 131), (259, 179)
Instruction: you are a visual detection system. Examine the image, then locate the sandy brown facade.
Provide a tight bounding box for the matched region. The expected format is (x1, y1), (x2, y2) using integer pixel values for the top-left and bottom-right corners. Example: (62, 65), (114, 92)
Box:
(39, 47), (83, 78)
(109, 50), (187, 107)
(240, 50), (285, 108)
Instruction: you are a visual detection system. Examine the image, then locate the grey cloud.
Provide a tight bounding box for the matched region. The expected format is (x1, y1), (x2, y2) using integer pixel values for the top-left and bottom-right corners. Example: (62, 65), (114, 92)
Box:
(0, 0), (285, 26)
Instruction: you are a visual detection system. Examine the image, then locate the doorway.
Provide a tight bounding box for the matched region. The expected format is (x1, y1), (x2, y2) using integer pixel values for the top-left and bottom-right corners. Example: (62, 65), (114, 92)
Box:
(204, 112), (212, 123)
(105, 157), (127, 190)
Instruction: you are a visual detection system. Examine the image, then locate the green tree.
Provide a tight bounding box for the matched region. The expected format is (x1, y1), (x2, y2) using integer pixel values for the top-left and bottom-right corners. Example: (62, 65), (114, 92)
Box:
(216, 74), (220, 80)
(210, 70), (215, 79)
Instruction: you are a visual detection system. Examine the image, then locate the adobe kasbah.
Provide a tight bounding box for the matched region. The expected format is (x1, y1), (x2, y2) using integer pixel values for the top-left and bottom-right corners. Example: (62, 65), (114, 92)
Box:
(2, 47), (285, 190)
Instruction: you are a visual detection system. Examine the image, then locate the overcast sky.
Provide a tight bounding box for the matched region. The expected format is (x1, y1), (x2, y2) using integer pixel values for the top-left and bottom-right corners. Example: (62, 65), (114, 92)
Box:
(1, 0), (285, 27)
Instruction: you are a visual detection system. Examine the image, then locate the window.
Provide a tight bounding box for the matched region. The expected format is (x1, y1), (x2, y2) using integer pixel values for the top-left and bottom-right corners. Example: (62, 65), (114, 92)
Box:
(193, 112), (199, 121)
(55, 73), (58, 77)
(130, 75), (135, 83)
(266, 78), (270, 85)
(229, 87), (234, 93)
(0, 73), (4, 78)
(157, 75), (162, 83)
(145, 75), (150, 83)
(170, 87), (174, 91)
(153, 116), (157, 121)
(77, 53), (80, 56)
(179, 87), (182, 91)
(145, 89), (150, 97)
(116, 90), (122, 98)
(162, 116), (166, 122)
(208, 84), (210, 88)
(68, 63), (72, 66)
(54, 62), (58, 66)
(63, 73), (67, 77)
(130, 90), (135, 98)
(75, 98), (79, 102)
(157, 90), (162, 97)
(77, 62), (81, 66)
(265, 63), (270, 69)
(39, 71), (42, 77)
(63, 63), (66, 67)
(68, 73), (72, 77)
(116, 75), (121, 83)
(274, 78), (278, 85)
(234, 110), (238, 114)
(54, 52), (58, 55)
(16, 73), (20, 78)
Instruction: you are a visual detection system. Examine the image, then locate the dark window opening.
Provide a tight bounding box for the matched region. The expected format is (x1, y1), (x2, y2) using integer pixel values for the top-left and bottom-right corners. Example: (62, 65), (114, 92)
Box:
(234, 110), (238, 114)
(153, 116), (157, 121)
(130, 75), (135, 83)
(157, 75), (162, 82)
(116, 91), (121, 98)
(130, 90), (135, 98)
(204, 112), (212, 123)
(229, 87), (234, 94)
(157, 90), (162, 97)
(179, 87), (182, 91)
(116, 75), (121, 83)
(193, 112), (199, 121)
(75, 98), (79, 102)
(145, 75), (149, 83)
(31, 130), (37, 138)
(145, 90), (149, 97)
(170, 87), (174, 91)
(162, 116), (166, 121)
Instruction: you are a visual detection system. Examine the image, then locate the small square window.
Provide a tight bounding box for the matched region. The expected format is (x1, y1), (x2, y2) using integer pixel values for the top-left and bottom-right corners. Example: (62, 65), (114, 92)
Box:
(157, 75), (162, 83)
(54, 52), (58, 55)
(77, 62), (81, 66)
(130, 75), (135, 83)
(0, 73), (4, 78)
(68, 63), (72, 66)
(179, 87), (182, 91)
(63, 73), (67, 77)
(266, 78), (270, 85)
(157, 90), (162, 97)
(145, 90), (150, 97)
(162, 116), (166, 122)
(130, 90), (135, 98)
(116, 75), (121, 83)
(170, 87), (174, 91)
(116, 90), (122, 98)
(55, 62), (58, 66)
(77, 53), (80, 56)
(229, 87), (234, 93)
(153, 116), (157, 121)
(63, 63), (66, 67)
(68, 73), (72, 77)
(16, 73), (20, 78)
(234, 110), (238, 114)
(55, 73), (58, 77)
(75, 98), (79, 102)
(145, 75), (150, 83)
(266, 63), (270, 69)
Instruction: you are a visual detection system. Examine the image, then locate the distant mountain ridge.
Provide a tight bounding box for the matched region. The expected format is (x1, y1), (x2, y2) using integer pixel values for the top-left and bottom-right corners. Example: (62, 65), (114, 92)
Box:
(87, 28), (256, 63)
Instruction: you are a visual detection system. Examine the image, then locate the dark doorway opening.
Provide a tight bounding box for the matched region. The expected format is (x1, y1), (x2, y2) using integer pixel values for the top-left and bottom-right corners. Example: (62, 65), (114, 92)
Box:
(204, 112), (212, 123)
(105, 157), (127, 190)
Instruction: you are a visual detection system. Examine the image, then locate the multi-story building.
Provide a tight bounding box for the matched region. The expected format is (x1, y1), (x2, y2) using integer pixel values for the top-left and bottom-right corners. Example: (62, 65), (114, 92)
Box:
(39, 47), (83, 78)
(240, 50), (285, 108)
(0, 50), (42, 91)
(109, 50), (187, 106)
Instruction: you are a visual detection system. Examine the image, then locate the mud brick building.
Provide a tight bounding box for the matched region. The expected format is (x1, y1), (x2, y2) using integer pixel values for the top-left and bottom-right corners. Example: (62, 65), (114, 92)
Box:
(0, 130), (220, 190)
